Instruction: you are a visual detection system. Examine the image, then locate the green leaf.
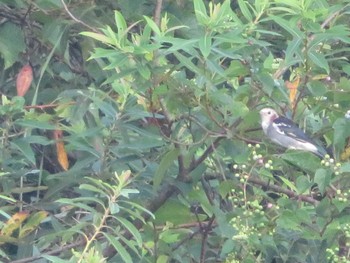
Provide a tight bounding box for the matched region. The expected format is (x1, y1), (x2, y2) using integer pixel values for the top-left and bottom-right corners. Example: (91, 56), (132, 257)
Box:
(0, 23), (26, 68)
(19, 211), (48, 238)
(231, 100), (249, 118)
(119, 137), (164, 150)
(157, 255), (169, 263)
(162, 37), (198, 54)
(193, 0), (208, 24)
(333, 199), (349, 213)
(295, 176), (312, 194)
(307, 80), (327, 96)
(57, 198), (98, 214)
(278, 176), (297, 192)
(155, 200), (196, 224)
(0, 235), (18, 245)
(153, 148), (180, 189)
(308, 51), (329, 73)
(340, 163), (350, 173)
(270, 16), (303, 38)
(70, 197), (106, 208)
(316, 198), (332, 217)
(116, 217), (142, 247)
(199, 34), (211, 58)
(120, 200), (155, 220)
(333, 118), (350, 150)
(256, 72), (275, 96)
(24, 135), (51, 145)
(285, 38), (302, 62)
(138, 64), (151, 79)
(114, 11), (127, 43)
(0, 195), (16, 203)
(80, 31), (115, 46)
(79, 184), (108, 197)
(276, 210), (302, 231)
(281, 151), (320, 173)
(110, 202), (120, 214)
(277, 208), (312, 232)
(103, 233), (132, 263)
(143, 16), (161, 36)
(314, 168), (331, 194)
(15, 119), (57, 130)
(10, 139), (36, 165)
(174, 51), (201, 75)
(342, 63), (350, 76)
(254, 0), (269, 13)
(11, 186), (48, 194)
(238, 0), (253, 21)
(226, 60), (249, 77)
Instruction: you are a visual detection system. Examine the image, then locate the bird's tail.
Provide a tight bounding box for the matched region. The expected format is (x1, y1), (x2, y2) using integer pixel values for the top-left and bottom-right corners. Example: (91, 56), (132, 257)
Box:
(316, 145), (332, 159)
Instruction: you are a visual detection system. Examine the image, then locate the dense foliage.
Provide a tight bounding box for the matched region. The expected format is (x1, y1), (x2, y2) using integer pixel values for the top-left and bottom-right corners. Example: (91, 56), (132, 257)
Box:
(1, 0), (350, 262)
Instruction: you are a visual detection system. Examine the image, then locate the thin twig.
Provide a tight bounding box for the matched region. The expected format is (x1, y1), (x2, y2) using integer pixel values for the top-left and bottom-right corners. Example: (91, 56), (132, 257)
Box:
(234, 134), (262, 144)
(60, 0), (99, 33)
(273, 6), (348, 80)
(9, 239), (86, 263)
(24, 102), (75, 110)
(189, 118), (243, 172)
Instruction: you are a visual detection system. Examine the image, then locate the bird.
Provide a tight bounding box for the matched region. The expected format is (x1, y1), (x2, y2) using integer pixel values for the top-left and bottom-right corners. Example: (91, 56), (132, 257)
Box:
(259, 108), (327, 157)
(345, 110), (350, 119)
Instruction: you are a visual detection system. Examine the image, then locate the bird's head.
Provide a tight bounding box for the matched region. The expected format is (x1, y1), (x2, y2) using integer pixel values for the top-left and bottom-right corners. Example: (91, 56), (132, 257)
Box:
(259, 108), (279, 132)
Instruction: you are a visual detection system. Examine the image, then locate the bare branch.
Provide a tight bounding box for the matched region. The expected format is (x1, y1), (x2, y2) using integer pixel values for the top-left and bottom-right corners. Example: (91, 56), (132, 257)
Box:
(189, 137), (224, 171)
(60, 0), (99, 33)
(247, 176), (319, 205)
(10, 239), (86, 263)
(154, 0), (164, 27)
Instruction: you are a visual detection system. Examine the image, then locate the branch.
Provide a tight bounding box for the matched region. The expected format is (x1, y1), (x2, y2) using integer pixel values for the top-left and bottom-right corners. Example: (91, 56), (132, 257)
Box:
(153, 0), (164, 27)
(199, 216), (215, 263)
(171, 220), (216, 252)
(247, 176), (319, 205)
(9, 239), (86, 263)
(60, 0), (99, 33)
(189, 136), (224, 171)
(189, 118), (243, 172)
(24, 102), (75, 110)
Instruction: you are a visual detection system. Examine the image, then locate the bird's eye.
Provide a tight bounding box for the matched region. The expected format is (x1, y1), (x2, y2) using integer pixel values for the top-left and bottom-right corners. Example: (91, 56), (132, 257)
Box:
(267, 111), (271, 115)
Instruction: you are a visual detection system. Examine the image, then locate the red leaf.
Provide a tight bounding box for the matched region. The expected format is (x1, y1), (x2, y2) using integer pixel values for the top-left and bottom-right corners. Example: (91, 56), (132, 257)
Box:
(16, 64), (33, 97)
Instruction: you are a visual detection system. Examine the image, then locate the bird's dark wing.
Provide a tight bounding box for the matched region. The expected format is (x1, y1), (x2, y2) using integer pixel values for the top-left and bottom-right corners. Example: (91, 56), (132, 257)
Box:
(273, 116), (314, 143)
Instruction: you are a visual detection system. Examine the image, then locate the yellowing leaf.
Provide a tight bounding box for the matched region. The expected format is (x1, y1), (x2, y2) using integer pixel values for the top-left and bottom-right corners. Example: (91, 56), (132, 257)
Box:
(285, 76), (300, 110)
(53, 130), (69, 171)
(312, 74), (329, 81)
(16, 64), (33, 97)
(19, 211), (48, 238)
(341, 138), (350, 161)
(0, 211), (29, 237)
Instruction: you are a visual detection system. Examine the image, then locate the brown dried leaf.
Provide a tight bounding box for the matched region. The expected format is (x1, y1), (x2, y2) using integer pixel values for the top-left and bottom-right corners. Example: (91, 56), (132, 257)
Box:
(0, 211), (29, 237)
(285, 76), (300, 110)
(54, 130), (69, 171)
